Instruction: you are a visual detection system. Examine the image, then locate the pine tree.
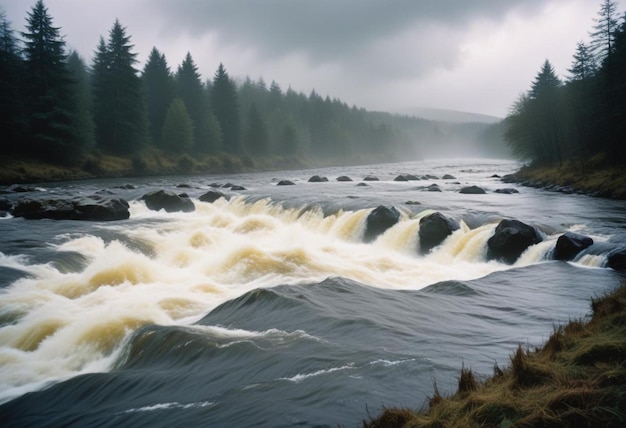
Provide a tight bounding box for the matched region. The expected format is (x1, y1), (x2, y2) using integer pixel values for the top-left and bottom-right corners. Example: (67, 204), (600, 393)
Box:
(211, 63), (240, 153)
(66, 51), (94, 152)
(0, 11), (24, 153)
(161, 97), (193, 153)
(568, 42), (597, 81)
(142, 47), (175, 146)
(92, 19), (148, 154)
(176, 52), (211, 152)
(589, 0), (619, 64)
(21, 0), (80, 163)
(244, 102), (269, 155)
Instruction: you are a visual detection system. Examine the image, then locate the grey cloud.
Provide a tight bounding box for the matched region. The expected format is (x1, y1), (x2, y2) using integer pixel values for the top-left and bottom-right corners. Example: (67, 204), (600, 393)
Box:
(149, 0), (546, 68)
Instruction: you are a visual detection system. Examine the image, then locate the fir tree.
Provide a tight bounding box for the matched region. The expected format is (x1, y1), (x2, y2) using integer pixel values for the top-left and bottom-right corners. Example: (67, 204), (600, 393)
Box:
(66, 51), (94, 152)
(92, 19), (148, 155)
(21, 0), (80, 162)
(244, 102), (269, 155)
(161, 97), (193, 153)
(568, 42), (597, 81)
(0, 11), (24, 153)
(142, 47), (175, 146)
(176, 52), (211, 152)
(211, 63), (240, 153)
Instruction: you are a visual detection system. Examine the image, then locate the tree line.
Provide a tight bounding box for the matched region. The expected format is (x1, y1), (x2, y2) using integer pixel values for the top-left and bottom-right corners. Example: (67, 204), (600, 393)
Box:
(505, 0), (626, 167)
(0, 0), (425, 169)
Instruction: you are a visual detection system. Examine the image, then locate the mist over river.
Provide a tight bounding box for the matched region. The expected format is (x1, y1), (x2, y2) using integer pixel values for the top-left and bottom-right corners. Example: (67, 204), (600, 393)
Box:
(1, 158), (625, 427)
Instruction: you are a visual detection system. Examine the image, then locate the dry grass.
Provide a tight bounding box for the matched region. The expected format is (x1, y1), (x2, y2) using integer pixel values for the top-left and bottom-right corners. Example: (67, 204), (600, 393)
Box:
(364, 285), (626, 427)
(513, 159), (626, 199)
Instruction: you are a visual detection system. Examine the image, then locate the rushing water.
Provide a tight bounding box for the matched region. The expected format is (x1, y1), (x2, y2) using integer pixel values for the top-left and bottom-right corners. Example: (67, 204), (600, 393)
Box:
(0, 158), (625, 427)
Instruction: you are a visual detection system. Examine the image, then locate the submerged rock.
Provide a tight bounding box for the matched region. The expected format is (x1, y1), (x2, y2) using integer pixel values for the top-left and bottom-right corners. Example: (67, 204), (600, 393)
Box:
(442, 174), (456, 180)
(230, 185), (246, 191)
(308, 175), (329, 182)
(553, 232), (593, 261)
(394, 175), (409, 182)
(460, 185), (487, 194)
(336, 176), (353, 182)
(487, 219), (542, 264)
(277, 180), (295, 186)
(12, 196), (130, 221)
(363, 175), (379, 181)
(606, 247), (626, 271)
(199, 190), (228, 203)
(424, 184), (441, 192)
(495, 188), (519, 194)
(418, 212), (460, 254)
(364, 205), (401, 243)
(141, 190), (195, 213)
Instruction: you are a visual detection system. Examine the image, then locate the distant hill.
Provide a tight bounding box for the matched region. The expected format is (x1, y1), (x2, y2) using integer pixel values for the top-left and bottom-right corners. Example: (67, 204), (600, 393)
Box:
(399, 107), (502, 124)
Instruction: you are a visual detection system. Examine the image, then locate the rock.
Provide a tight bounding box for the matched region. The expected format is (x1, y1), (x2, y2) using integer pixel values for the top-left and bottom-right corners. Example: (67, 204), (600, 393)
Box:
(308, 175), (329, 182)
(363, 205), (401, 243)
(356, 182), (369, 187)
(209, 183), (222, 188)
(425, 174), (439, 180)
(442, 174), (456, 180)
(277, 180), (295, 186)
(176, 184), (192, 189)
(495, 188), (519, 194)
(0, 198), (12, 211)
(553, 232), (593, 261)
(487, 219), (542, 264)
(363, 176), (379, 181)
(113, 184), (137, 190)
(12, 196), (129, 221)
(394, 175), (409, 182)
(230, 185), (246, 191)
(491, 174), (501, 178)
(424, 184), (441, 192)
(405, 200), (421, 205)
(10, 185), (37, 193)
(199, 190), (228, 203)
(607, 247), (626, 271)
(418, 212), (460, 254)
(222, 183), (234, 188)
(405, 174), (420, 181)
(141, 190), (195, 213)
(336, 176), (353, 182)
(459, 186), (487, 194)
(71, 196), (130, 221)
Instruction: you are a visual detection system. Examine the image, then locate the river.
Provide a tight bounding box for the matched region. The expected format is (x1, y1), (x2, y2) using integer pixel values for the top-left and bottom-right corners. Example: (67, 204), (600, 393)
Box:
(0, 158), (625, 427)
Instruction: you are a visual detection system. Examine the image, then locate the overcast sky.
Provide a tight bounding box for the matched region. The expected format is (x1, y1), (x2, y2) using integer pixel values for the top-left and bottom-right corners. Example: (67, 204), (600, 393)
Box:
(3, 0), (625, 118)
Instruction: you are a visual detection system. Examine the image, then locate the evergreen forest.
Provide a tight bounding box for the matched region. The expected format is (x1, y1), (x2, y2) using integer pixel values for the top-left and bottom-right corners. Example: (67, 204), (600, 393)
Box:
(505, 0), (626, 168)
(0, 1), (504, 179)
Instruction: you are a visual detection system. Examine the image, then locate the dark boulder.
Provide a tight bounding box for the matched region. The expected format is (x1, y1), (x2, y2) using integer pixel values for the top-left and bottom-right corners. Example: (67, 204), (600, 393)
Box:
(405, 174), (420, 181)
(308, 175), (329, 182)
(222, 183), (234, 188)
(442, 174), (456, 180)
(405, 200), (421, 205)
(356, 182), (369, 187)
(209, 183), (222, 188)
(0, 197), (11, 211)
(230, 185), (246, 191)
(336, 176), (353, 182)
(363, 176), (379, 181)
(277, 180), (295, 186)
(10, 185), (37, 193)
(199, 190), (228, 203)
(12, 196), (129, 221)
(607, 247), (626, 271)
(491, 174), (501, 178)
(364, 205), (401, 243)
(418, 212), (460, 254)
(425, 174), (439, 180)
(495, 188), (519, 194)
(424, 184), (441, 192)
(113, 184), (137, 190)
(141, 190), (195, 213)
(394, 175), (409, 182)
(460, 186), (487, 194)
(176, 183), (192, 189)
(487, 219), (542, 264)
(553, 232), (593, 261)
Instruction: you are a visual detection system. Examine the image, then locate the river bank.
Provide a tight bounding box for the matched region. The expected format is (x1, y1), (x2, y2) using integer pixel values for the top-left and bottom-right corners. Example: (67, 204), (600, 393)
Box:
(365, 282), (626, 427)
(502, 161), (626, 200)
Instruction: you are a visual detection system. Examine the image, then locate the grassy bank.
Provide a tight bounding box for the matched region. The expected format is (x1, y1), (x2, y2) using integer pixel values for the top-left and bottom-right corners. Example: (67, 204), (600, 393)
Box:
(508, 159), (626, 200)
(364, 283), (626, 427)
